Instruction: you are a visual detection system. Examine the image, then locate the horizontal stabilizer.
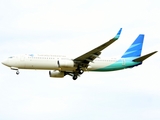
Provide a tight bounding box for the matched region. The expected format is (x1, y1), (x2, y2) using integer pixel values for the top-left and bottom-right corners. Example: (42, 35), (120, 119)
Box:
(133, 51), (158, 62)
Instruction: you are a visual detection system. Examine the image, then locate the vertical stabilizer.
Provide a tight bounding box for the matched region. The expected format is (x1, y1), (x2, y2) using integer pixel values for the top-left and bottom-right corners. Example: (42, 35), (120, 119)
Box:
(121, 34), (144, 58)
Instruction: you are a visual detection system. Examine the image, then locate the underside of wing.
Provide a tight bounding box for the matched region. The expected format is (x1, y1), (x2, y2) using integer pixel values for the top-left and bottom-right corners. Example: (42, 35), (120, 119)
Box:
(73, 28), (122, 67)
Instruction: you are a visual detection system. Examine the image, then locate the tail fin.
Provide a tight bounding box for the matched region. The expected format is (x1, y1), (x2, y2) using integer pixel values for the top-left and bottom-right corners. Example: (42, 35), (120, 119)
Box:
(121, 34), (144, 58)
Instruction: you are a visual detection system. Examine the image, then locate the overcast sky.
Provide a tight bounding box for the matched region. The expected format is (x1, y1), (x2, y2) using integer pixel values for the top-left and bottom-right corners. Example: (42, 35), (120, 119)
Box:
(0, 0), (160, 120)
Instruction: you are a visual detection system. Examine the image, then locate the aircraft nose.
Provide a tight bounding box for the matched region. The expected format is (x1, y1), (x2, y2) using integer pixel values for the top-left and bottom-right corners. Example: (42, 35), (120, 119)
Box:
(2, 59), (8, 66)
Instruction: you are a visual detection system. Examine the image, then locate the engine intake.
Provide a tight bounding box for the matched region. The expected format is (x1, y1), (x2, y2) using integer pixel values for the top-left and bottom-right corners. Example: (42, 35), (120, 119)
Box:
(49, 71), (65, 78)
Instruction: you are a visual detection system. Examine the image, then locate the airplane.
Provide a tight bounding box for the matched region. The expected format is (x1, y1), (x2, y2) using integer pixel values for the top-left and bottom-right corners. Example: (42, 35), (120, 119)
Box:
(1, 28), (157, 80)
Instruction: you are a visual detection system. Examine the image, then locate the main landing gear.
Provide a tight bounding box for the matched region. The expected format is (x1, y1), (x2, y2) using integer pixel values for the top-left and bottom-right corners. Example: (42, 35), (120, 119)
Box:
(73, 75), (78, 80)
(72, 68), (84, 80)
(78, 69), (84, 74)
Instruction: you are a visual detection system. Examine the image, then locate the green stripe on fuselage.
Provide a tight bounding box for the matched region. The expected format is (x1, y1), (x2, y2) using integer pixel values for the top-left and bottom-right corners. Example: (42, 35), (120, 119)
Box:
(92, 58), (142, 71)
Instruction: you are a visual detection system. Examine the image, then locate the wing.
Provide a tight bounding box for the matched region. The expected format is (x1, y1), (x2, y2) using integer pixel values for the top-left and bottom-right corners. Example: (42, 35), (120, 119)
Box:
(73, 28), (122, 67)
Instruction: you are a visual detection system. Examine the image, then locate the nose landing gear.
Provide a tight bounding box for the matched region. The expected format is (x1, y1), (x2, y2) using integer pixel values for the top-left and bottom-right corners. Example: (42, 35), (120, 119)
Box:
(11, 67), (20, 75)
(16, 70), (19, 75)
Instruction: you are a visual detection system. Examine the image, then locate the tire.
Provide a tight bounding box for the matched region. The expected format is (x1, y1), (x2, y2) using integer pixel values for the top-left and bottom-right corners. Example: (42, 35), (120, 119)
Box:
(79, 69), (84, 74)
(16, 71), (19, 75)
(73, 75), (77, 80)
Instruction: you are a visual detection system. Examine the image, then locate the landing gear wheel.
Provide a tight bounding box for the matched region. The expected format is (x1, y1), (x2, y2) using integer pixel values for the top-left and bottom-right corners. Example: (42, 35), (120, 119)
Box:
(76, 67), (84, 74)
(73, 75), (77, 80)
(16, 71), (19, 75)
(78, 69), (84, 74)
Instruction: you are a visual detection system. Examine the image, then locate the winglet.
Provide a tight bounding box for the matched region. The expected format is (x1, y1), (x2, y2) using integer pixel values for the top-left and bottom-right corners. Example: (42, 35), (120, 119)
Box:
(113, 28), (122, 40)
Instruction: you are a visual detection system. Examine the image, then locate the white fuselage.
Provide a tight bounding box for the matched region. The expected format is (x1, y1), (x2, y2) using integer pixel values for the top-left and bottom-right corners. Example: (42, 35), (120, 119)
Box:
(3, 54), (123, 72)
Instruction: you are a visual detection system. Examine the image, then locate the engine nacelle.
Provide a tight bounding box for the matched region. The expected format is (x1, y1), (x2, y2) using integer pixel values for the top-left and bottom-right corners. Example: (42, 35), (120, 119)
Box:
(58, 59), (74, 68)
(49, 71), (65, 78)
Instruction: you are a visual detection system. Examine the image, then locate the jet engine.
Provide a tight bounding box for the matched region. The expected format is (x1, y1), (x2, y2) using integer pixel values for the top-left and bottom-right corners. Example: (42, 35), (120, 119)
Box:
(57, 59), (75, 68)
(49, 71), (65, 78)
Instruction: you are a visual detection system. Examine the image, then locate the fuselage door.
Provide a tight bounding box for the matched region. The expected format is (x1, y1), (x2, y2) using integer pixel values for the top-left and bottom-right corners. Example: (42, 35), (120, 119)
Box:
(20, 56), (25, 61)
(122, 58), (125, 66)
(19, 55), (25, 68)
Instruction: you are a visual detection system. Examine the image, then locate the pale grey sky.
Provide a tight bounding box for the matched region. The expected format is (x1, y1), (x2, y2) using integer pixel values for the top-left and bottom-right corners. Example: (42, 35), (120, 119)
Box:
(0, 0), (160, 120)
